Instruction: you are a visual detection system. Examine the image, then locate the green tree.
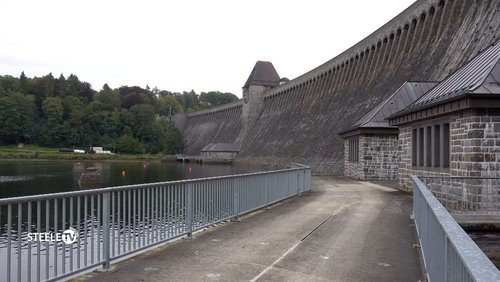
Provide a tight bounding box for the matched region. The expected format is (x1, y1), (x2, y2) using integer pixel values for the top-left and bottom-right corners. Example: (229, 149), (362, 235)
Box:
(0, 71), (186, 154)
(94, 84), (121, 111)
(129, 104), (156, 138)
(65, 74), (95, 102)
(60, 96), (87, 146)
(19, 71), (31, 94)
(160, 120), (183, 154)
(0, 95), (21, 143)
(115, 134), (145, 154)
(0, 92), (35, 144)
(181, 90), (200, 111)
(0, 75), (20, 95)
(41, 97), (64, 146)
(119, 86), (156, 109)
(158, 95), (183, 117)
(199, 91), (238, 107)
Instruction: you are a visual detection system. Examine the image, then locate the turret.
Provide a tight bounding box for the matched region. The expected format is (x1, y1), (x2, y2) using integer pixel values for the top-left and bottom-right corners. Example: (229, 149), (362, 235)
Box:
(240, 61), (280, 141)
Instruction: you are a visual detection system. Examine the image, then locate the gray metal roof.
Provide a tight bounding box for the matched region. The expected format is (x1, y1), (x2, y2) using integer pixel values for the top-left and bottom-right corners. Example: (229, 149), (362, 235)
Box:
(399, 41), (500, 114)
(243, 61), (280, 88)
(345, 81), (437, 132)
(201, 143), (241, 152)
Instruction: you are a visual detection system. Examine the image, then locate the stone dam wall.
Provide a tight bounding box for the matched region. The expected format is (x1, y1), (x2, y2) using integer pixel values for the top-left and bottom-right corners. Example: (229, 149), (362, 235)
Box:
(180, 101), (243, 155)
(178, 0), (500, 175)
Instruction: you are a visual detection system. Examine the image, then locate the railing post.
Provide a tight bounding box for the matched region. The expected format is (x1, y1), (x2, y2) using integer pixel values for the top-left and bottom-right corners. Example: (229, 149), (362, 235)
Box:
(287, 171), (291, 196)
(102, 192), (111, 270)
(187, 183), (193, 237)
(264, 175), (269, 209)
(297, 171), (300, 196)
(233, 178), (240, 221)
(444, 235), (448, 281)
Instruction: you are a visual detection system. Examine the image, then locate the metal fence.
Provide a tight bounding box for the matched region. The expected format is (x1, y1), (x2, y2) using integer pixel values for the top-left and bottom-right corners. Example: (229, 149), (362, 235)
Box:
(418, 176), (500, 217)
(0, 163), (311, 282)
(412, 175), (500, 282)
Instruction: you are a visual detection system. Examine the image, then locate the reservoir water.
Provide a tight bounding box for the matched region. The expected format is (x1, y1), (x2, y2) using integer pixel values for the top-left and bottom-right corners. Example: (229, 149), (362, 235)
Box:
(0, 160), (259, 281)
(0, 160), (253, 199)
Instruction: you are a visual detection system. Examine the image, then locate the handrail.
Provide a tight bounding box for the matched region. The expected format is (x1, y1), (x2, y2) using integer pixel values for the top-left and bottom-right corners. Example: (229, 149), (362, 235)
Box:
(411, 175), (500, 282)
(0, 163), (311, 282)
(0, 166), (308, 205)
(418, 176), (500, 179)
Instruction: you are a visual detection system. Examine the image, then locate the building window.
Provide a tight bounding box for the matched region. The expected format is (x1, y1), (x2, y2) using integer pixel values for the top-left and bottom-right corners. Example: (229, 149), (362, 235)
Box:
(418, 128), (424, 166)
(412, 129), (417, 166)
(412, 122), (450, 168)
(348, 138), (359, 162)
(442, 123), (450, 168)
(433, 125), (440, 167)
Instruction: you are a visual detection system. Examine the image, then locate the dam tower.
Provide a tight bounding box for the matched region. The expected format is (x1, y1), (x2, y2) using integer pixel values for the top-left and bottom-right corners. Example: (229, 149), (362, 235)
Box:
(240, 61), (281, 142)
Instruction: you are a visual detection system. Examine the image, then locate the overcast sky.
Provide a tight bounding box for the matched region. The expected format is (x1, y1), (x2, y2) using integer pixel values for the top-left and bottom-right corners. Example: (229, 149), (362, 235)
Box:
(1, 0), (416, 97)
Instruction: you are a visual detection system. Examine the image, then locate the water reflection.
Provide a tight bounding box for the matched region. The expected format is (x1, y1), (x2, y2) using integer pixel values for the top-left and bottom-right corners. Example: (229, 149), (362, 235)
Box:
(0, 160), (256, 198)
(77, 167), (104, 189)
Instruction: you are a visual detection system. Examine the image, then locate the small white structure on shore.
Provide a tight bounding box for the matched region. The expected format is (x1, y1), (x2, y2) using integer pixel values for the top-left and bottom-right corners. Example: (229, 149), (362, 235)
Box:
(91, 147), (113, 154)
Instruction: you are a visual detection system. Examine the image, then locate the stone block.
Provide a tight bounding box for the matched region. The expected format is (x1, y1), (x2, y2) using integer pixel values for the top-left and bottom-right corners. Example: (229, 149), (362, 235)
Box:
(484, 154), (496, 162)
(469, 171), (481, 177)
(482, 139), (494, 146)
(471, 123), (487, 129)
(467, 130), (484, 138)
(473, 163), (483, 171)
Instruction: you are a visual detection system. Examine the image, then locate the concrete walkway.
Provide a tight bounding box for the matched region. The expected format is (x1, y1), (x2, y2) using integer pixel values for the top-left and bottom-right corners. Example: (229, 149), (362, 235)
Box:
(77, 177), (424, 282)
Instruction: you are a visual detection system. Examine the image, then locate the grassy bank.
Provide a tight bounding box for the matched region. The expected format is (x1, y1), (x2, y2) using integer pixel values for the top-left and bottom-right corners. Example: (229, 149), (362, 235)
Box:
(0, 145), (173, 161)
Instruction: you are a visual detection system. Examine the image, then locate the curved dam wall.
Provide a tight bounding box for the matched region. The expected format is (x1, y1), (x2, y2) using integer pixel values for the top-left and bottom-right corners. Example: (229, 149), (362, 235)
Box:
(180, 101), (243, 155)
(180, 0), (500, 174)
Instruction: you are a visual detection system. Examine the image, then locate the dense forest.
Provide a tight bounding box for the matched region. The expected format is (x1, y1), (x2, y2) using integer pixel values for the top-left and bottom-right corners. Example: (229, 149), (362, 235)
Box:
(0, 72), (239, 154)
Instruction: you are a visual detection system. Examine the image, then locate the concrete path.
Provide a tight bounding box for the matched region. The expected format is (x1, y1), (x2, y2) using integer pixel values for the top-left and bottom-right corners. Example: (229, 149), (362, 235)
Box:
(77, 177), (424, 282)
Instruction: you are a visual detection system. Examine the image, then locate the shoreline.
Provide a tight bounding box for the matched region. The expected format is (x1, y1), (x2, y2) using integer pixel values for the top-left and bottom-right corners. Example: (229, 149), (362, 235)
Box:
(0, 148), (177, 162)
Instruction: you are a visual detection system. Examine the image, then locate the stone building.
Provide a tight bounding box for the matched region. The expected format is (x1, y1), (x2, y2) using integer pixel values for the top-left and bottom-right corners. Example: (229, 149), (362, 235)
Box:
(340, 82), (437, 180)
(200, 143), (241, 163)
(388, 41), (500, 191)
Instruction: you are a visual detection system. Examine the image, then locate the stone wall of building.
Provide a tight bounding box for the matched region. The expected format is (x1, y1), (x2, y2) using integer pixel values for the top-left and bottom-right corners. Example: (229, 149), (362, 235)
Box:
(451, 109), (500, 177)
(345, 134), (399, 181)
(362, 135), (399, 180)
(398, 126), (450, 191)
(344, 139), (362, 179)
(398, 109), (500, 191)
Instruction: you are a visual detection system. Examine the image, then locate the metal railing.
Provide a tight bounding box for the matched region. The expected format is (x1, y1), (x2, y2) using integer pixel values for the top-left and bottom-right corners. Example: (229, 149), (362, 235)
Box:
(418, 176), (500, 217)
(0, 164), (311, 282)
(412, 175), (500, 282)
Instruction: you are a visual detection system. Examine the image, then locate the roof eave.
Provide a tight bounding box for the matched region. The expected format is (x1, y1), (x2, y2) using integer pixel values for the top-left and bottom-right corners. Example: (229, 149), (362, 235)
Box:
(339, 127), (399, 138)
(388, 94), (500, 126)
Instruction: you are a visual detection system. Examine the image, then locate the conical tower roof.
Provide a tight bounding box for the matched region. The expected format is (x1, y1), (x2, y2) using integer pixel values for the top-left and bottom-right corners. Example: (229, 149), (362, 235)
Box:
(243, 61), (280, 89)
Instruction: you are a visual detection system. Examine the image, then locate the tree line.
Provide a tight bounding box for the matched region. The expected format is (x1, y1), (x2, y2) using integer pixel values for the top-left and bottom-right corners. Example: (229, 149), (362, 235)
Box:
(0, 72), (239, 154)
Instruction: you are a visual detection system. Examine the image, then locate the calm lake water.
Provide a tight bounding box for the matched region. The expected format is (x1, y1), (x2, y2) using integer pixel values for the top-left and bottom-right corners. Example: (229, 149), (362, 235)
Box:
(0, 160), (253, 199)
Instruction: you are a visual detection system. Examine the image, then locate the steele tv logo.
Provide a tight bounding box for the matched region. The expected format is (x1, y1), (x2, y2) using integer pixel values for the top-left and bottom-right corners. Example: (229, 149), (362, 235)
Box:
(27, 227), (79, 245)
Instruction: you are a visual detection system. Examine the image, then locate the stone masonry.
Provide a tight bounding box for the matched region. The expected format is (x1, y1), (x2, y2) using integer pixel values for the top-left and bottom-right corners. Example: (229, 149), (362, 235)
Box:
(344, 134), (399, 181)
(399, 109), (500, 191)
(240, 85), (267, 142)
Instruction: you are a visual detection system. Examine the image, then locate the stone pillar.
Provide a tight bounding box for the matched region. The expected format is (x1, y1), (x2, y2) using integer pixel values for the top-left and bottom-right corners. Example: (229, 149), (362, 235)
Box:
(239, 85), (267, 142)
